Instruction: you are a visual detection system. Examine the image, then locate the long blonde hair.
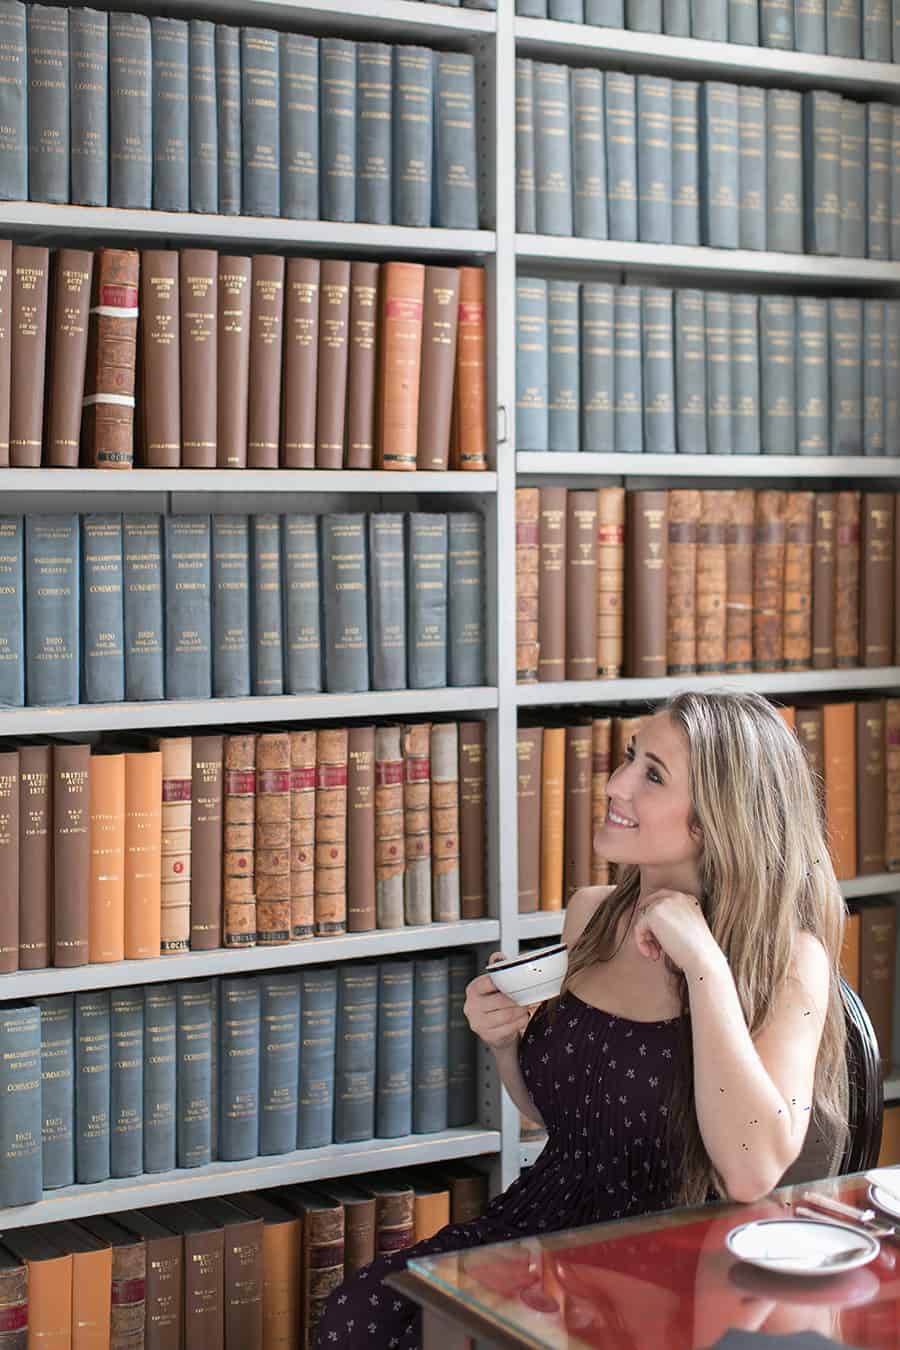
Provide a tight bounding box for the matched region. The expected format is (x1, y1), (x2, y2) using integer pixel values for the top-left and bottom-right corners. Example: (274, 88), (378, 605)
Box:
(562, 690), (849, 1206)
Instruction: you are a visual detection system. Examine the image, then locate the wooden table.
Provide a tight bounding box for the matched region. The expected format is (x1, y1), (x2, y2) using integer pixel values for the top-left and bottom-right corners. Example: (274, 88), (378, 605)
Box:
(388, 1170), (900, 1348)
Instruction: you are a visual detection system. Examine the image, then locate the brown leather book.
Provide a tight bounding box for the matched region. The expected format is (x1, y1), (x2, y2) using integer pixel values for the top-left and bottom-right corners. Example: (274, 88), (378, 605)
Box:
(376, 261), (424, 471)
(9, 243), (49, 467)
(179, 248), (218, 469)
(0, 1241), (27, 1348)
(113, 1211), (182, 1350)
(346, 725), (376, 932)
(538, 487), (567, 682)
(79, 1215), (145, 1350)
(783, 491), (814, 671)
(812, 492), (836, 670)
(81, 249), (139, 469)
(515, 487), (540, 684)
(879, 1102), (900, 1166)
(694, 490), (728, 674)
(52, 1220), (113, 1350)
(123, 749), (162, 960)
(3, 1229), (71, 1349)
(88, 750), (126, 963)
(53, 742), (89, 967)
(281, 258), (319, 470)
(517, 725), (542, 914)
(319, 1182), (376, 1278)
(247, 254), (285, 470)
(564, 722), (592, 903)
(0, 240), (12, 466)
(566, 490), (598, 681)
(223, 731), (257, 947)
(216, 255), (252, 469)
(314, 727), (348, 935)
(190, 733), (224, 951)
(666, 489), (701, 675)
(0, 750), (18, 974)
(840, 908), (861, 991)
(289, 729), (316, 940)
(138, 251), (180, 469)
(402, 722), (432, 926)
(416, 265), (460, 471)
(273, 1187), (343, 1350)
(374, 724), (405, 929)
(753, 489), (787, 672)
(316, 259), (351, 469)
(358, 1175), (415, 1257)
(823, 700), (857, 881)
(410, 1177), (450, 1243)
(896, 500), (900, 666)
(795, 705), (825, 825)
(458, 721), (486, 919)
(149, 1206), (223, 1350)
(229, 1192), (300, 1350)
(419, 1162), (487, 1224)
(345, 261), (379, 469)
(46, 248), (94, 468)
(613, 716), (644, 773)
(886, 698), (900, 871)
(856, 699), (886, 875)
(191, 1198), (263, 1350)
(431, 722), (460, 923)
(255, 731), (291, 945)
(835, 490), (861, 669)
(453, 266), (488, 471)
(859, 492), (894, 667)
(725, 488), (754, 673)
(596, 487), (626, 679)
(626, 490), (669, 679)
(159, 736), (192, 954)
(17, 743), (50, 970)
(540, 725), (566, 911)
(860, 902), (896, 1067)
(591, 717), (612, 887)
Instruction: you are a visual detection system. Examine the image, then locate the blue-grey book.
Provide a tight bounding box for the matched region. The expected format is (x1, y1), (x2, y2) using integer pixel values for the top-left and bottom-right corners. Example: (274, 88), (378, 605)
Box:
(189, 20), (218, 214)
(892, 107), (900, 261)
(0, 1), (26, 200)
(448, 512), (485, 686)
(280, 33), (319, 221)
(548, 280), (580, 452)
(830, 298), (863, 453)
(368, 514), (407, 691)
(0, 1004), (42, 1205)
(151, 17), (189, 212)
(69, 8), (108, 206)
(110, 988), (143, 1179)
(665, 0), (691, 33)
(675, 290), (708, 455)
(516, 59), (536, 234)
(321, 513), (369, 694)
(320, 37), (355, 223)
(447, 951), (477, 1127)
(211, 514), (251, 699)
(571, 68), (606, 240)
(637, 76), (672, 244)
(760, 296), (796, 454)
(109, 13), (151, 208)
(705, 292), (732, 455)
(407, 513), (448, 690)
(282, 514), (322, 694)
(251, 513), (284, 696)
(81, 513), (124, 705)
(218, 975), (260, 1161)
(123, 514), (164, 702)
(627, 0), (662, 27)
(581, 282), (614, 452)
(375, 959), (413, 1138)
(550, 0), (584, 17)
(216, 26), (241, 215)
(761, 0), (795, 43)
(865, 0), (892, 53)
(692, 0), (728, 39)
(796, 0), (827, 48)
(730, 294), (761, 456)
(867, 103), (892, 261)
(672, 82), (700, 247)
(766, 90), (803, 253)
(334, 964), (378, 1143)
(586, 0), (625, 17)
(804, 91), (841, 256)
(729, 0), (760, 40)
(25, 513), (79, 707)
(738, 87), (766, 252)
(614, 286), (643, 453)
(516, 278), (549, 451)
(796, 297), (829, 455)
(534, 62), (573, 236)
(0, 516), (23, 706)
(176, 979), (213, 1168)
(259, 972), (300, 1157)
(37, 994), (74, 1189)
(605, 71), (637, 242)
(393, 46), (433, 227)
(700, 83), (739, 249)
(827, 0), (861, 53)
(413, 956), (450, 1134)
(642, 288), (676, 454)
(241, 28), (280, 218)
(27, 5), (69, 203)
(164, 514), (211, 700)
(297, 967), (337, 1150)
(143, 983), (176, 1174)
(885, 301), (900, 454)
(517, 0), (547, 13)
(864, 300), (885, 456)
(433, 52), (479, 229)
(356, 42), (392, 226)
(75, 989), (110, 1183)
(840, 99), (866, 259)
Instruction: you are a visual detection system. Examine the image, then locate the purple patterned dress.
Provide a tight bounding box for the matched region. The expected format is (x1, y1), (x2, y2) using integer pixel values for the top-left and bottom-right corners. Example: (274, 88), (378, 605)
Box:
(314, 991), (682, 1349)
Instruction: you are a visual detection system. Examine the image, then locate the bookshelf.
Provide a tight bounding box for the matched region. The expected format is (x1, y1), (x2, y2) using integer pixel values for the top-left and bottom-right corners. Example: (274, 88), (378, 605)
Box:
(517, 452), (900, 479)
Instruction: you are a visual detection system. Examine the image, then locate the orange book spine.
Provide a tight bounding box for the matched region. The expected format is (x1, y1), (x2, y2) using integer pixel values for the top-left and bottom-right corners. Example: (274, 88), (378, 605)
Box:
(124, 750), (162, 960)
(840, 910), (861, 991)
(515, 487), (540, 684)
(289, 730), (316, 941)
(835, 490), (861, 669)
(314, 728), (348, 936)
(596, 487), (625, 679)
(666, 488), (701, 675)
(539, 727), (565, 910)
(159, 736), (192, 954)
(782, 491), (814, 671)
(89, 753), (126, 963)
(26, 1252), (73, 1349)
(72, 1243), (112, 1350)
(453, 266), (488, 471)
(823, 701), (857, 881)
(376, 262), (424, 470)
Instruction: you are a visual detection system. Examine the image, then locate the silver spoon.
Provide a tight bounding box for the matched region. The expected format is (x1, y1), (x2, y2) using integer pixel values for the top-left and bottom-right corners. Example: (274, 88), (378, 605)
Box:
(758, 1244), (872, 1268)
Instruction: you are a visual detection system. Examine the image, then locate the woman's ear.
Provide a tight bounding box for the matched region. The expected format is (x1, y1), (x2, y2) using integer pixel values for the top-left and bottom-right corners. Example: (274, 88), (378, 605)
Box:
(688, 816), (704, 848)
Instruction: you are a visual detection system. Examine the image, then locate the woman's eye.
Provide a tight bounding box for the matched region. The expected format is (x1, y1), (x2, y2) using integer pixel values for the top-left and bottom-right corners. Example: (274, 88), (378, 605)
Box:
(647, 768), (663, 785)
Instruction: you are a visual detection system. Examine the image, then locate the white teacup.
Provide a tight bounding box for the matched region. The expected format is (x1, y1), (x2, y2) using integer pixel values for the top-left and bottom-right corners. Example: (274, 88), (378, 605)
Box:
(487, 943), (568, 1006)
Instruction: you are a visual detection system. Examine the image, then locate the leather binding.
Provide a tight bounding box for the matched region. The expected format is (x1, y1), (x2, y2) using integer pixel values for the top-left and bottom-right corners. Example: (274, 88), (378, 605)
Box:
(216, 255), (252, 469)
(314, 727), (349, 935)
(0, 750), (17, 974)
(192, 1198), (263, 1349)
(886, 698), (900, 870)
(420, 1163), (487, 1224)
(823, 699), (857, 880)
(88, 751), (126, 963)
(431, 722), (460, 923)
(458, 721), (486, 920)
(52, 742), (89, 967)
(53, 1221), (112, 1350)
(783, 491), (815, 671)
(229, 1192), (300, 1350)
(346, 726), (376, 933)
(113, 1210), (182, 1350)
(813, 492), (836, 670)
(320, 1183), (376, 1277)
(564, 722), (593, 903)
(123, 748), (162, 960)
(416, 265), (460, 471)
(454, 266), (489, 470)
(795, 705), (825, 823)
(895, 497), (900, 664)
(410, 1177), (451, 1243)
(46, 249), (94, 468)
(316, 259), (351, 469)
(276, 1187), (344, 1350)
(565, 490), (598, 680)
(79, 1214), (145, 1350)
(591, 717), (612, 885)
(150, 1206), (223, 1350)
(179, 248), (218, 469)
(281, 257), (319, 470)
(190, 733), (224, 951)
(289, 729), (316, 940)
(695, 489), (728, 674)
(538, 486), (567, 682)
(138, 251), (181, 468)
(753, 489), (787, 672)
(345, 260), (379, 469)
(402, 721), (432, 926)
(860, 902), (896, 1066)
(3, 1230), (70, 1349)
(860, 492), (894, 667)
(857, 698), (886, 875)
(223, 731), (257, 947)
(81, 248), (138, 469)
(596, 486), (626, 679)
(17, 743), (50, 970)
(247, 254), (285, 470)
(840, 909), (861, 989)
(159, 736), (192, 954)
(9, 243), (48, 467)
(725, 488), (754, 673)
(540, 725), (566, 910)
(626, 489), (669, 678)
(376, 261), (425, 470)
(0, 241), (12, 467)
(517, 725), (542, 913)
(362, 1176), (415, 1256)
(374, 724), (405, 929)
(666, 488), (701, 675)
(515, 487), (540, 684)
(835, 490), (861, 669)
(255, 731), (291, 945)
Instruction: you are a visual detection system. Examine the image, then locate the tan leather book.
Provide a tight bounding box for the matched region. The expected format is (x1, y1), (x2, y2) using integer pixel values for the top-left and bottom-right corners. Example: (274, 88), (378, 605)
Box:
(3, 1229), (71, 1349)
(835, 490), (861, 669)
(192, 1197), (263, 1350)
(316, 259), (351, 469)
(566, 490), (598, 681)
(81, 249), (139, 469)
(345, 261), (379, 469)
(159, 736), (192, 954)
(886, 698), (900, 871)
(540, 726), (566, 911)
(346, 726), (376, 932)
(859, 492), (894, 667)
(753, 489), (786, 672)
(517, 725), (543, 913)
(273, 1187), (343, 1350)
(148, 1207), (222, 1350)
(247, 254), (285, 470)
(376, 261), (424, 470)
(190, 733), (224, 951)
(591, 717), (612, 887)
(314, 727), (348, 935)
(430, 722), (460, 923)
(458, 722), (486, 919)
(840, 908), (861, 991)
(230, 1192), (300, 1350)
(138, 251), (180, 469)
(666, 489), (701, 675)
(0, 1241), (26, 1347)
(79, 1216), (145, 1350)
(596, 487), (625, 679)
(289, 729), (316, 941)
(856, 699), (886, 875)
(613, 715), (644, 769)
(0, 240), (12, 466)
(53, 741), (90, 967)
(694, 490), (728, 674)
(783, 491), (814, 671)
(0, 749), (18, 973)
(416, 265), (460, 471)
(419, 1163), (487, 1224)
(9, 243), (49, 467)
(725, 488), (754, 673)
(179, 248), (218, 469)
(453, 266), (488, 471)
(123, 749), (162, 960)
(318, 1182), (376, 1278)
(223, 731), (257, 947)
(823, 700), (857, 880)
(626, 490), (669, 679)
(795, 705), (825, 825)
(879, 1101), (900, 1166)
(538, 487), (567, 682)
(255, 732), (291, 945)
(402, 722), (432, 926)
(515, 487), (540, 684)
(88, 751), (126, 963)
(358, 1175), (415, 1257)
(860, 902), (896, 1067)
(216, 255), (252, 469)
(410, 1178), (450, 1243)
(374, 724), (405, 928)
(564, 723), (592, 903)
(18, 742), (51, 970)
(52, 1220), (112, 1350)
(281, 258), (319, 470)
(812, 492), (836, 670)
(113, 1210), (182, 1350)
(46, 248), (94, 467)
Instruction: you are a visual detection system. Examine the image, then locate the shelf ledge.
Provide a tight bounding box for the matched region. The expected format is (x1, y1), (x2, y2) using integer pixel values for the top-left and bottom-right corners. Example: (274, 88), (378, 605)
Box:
(517, 670), (900, 705)
(0, 468), (498, 494)
(516, 453), (900, 480)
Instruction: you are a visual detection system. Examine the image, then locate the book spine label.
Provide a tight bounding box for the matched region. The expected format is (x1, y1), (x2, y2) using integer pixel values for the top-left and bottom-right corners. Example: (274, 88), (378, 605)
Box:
(604, 71), (636, 241)
(143, 983), (176, 1173)
(0, 1004), (41, 1205)
(830, 297), (863, 453)
(27, 4), (69, 203)
(840, 99), (866, 257)
(642, 287), (676, 454)
(215, 25), (241, 214)
(368, 514), (407, 691)
(828, 0), (861, 54)
(176, 979), (213, 1167)
(407, 514), (448, 689)
(164, 514), (212, 699)
(516, 59), (536, 234)
(434, 51), (478, 229)
(0, 1), (26, 201)
(730, 293), (761, 455)
(0, 516), (23, 705)
(151, 17), (189, 211)
(571, 67), (606, 241)
(548, 279), (580, 452)
(347, 725), (376, 933)
(392, 45), (432, 227)
(190, 735), (224, 952)
(705, 292), (732, 456)
(320, 37), (355, 222)
(413, 957), (449, 1134)
(321, 514), (369, 693)
(10, 242), (49, 467)
(796, 0), (826, 46)
(346, 260), (380, 469)
(355, 42), (392, 225)
(25, 513), (79, 706)
(316, 258), (350, 469)
(760, 296), (796, 454)
(280, 33), (319, 220)
(241, 28), (279, 217)
(81, 513), (125, 704)
(580, 282), (613, 453)
(675, 290), (708, 455)
(110, 988), (143, 1178)
(189, 20), (217, 213)
(700, 82), (739, 248)
(251, 513), (284, 696)
(448, 514), (484, 687)
(122, 513), (164, 701)
(868, 103), (892, 261)
(109, 13), (151, 208)
(637, 75), (672, 244)
(211, 514), (251, 698)
(258, 972), (300, 1155)
(75, 989), (110, 1183)
(247, 254), (285, 470)
(297, 968), (337, 1149)
(281, 257), (319, 468)
(375, 960), (413, 1138)
(334, 965), (378, 1143)
(738, 87), (766, 251)
(282, 515), (322, 694)
(671, 81), (700, 247)
(864, 300), (886, 456)
(37, 994), (74, 1188)
(614, 285), (643, 452)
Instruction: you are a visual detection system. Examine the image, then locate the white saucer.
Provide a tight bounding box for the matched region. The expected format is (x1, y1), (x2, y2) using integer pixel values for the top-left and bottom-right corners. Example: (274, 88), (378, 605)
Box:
(725, 1217), (880, 1277)
(869, 1182), (900, 1221)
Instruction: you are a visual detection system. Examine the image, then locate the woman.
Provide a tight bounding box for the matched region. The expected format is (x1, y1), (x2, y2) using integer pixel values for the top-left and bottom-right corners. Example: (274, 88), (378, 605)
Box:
(315, 690), (849, 1348)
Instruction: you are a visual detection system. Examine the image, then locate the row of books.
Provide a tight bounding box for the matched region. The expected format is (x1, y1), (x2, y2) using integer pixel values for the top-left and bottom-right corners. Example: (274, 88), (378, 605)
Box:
(0, 510), (485, 709)
(0, 955), (478, 1206)
(515, 487), (897, 683)
(517, 65), (897, 261)
(0, 721), (487, 973)
(0, 8), (481, 227)
(517, 282), (900, 457)
(0, 1162), (490, 1350)
(515, 0), (898, 61)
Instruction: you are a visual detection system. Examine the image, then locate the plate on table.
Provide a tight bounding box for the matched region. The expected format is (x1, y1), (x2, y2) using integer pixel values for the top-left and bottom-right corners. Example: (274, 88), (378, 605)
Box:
(725, 1218), (880, 1277)
(869, 1183), (900, 1221)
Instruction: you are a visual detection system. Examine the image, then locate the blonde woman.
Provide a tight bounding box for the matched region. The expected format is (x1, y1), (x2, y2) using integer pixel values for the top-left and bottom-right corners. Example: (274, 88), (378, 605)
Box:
(315, 690), (849, 1349)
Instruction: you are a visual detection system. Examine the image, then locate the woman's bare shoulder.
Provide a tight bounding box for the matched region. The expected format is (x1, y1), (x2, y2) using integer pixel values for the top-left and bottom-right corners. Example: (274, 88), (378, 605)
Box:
(562, 885), (615, 948)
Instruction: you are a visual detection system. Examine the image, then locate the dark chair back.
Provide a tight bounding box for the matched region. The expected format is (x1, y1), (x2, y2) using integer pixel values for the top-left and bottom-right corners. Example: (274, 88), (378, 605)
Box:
(840, 975), (883, 1174)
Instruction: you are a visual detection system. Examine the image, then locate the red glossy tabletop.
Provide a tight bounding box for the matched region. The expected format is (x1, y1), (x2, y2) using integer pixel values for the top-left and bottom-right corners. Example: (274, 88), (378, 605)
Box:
(403, 1172), (900, 1347)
